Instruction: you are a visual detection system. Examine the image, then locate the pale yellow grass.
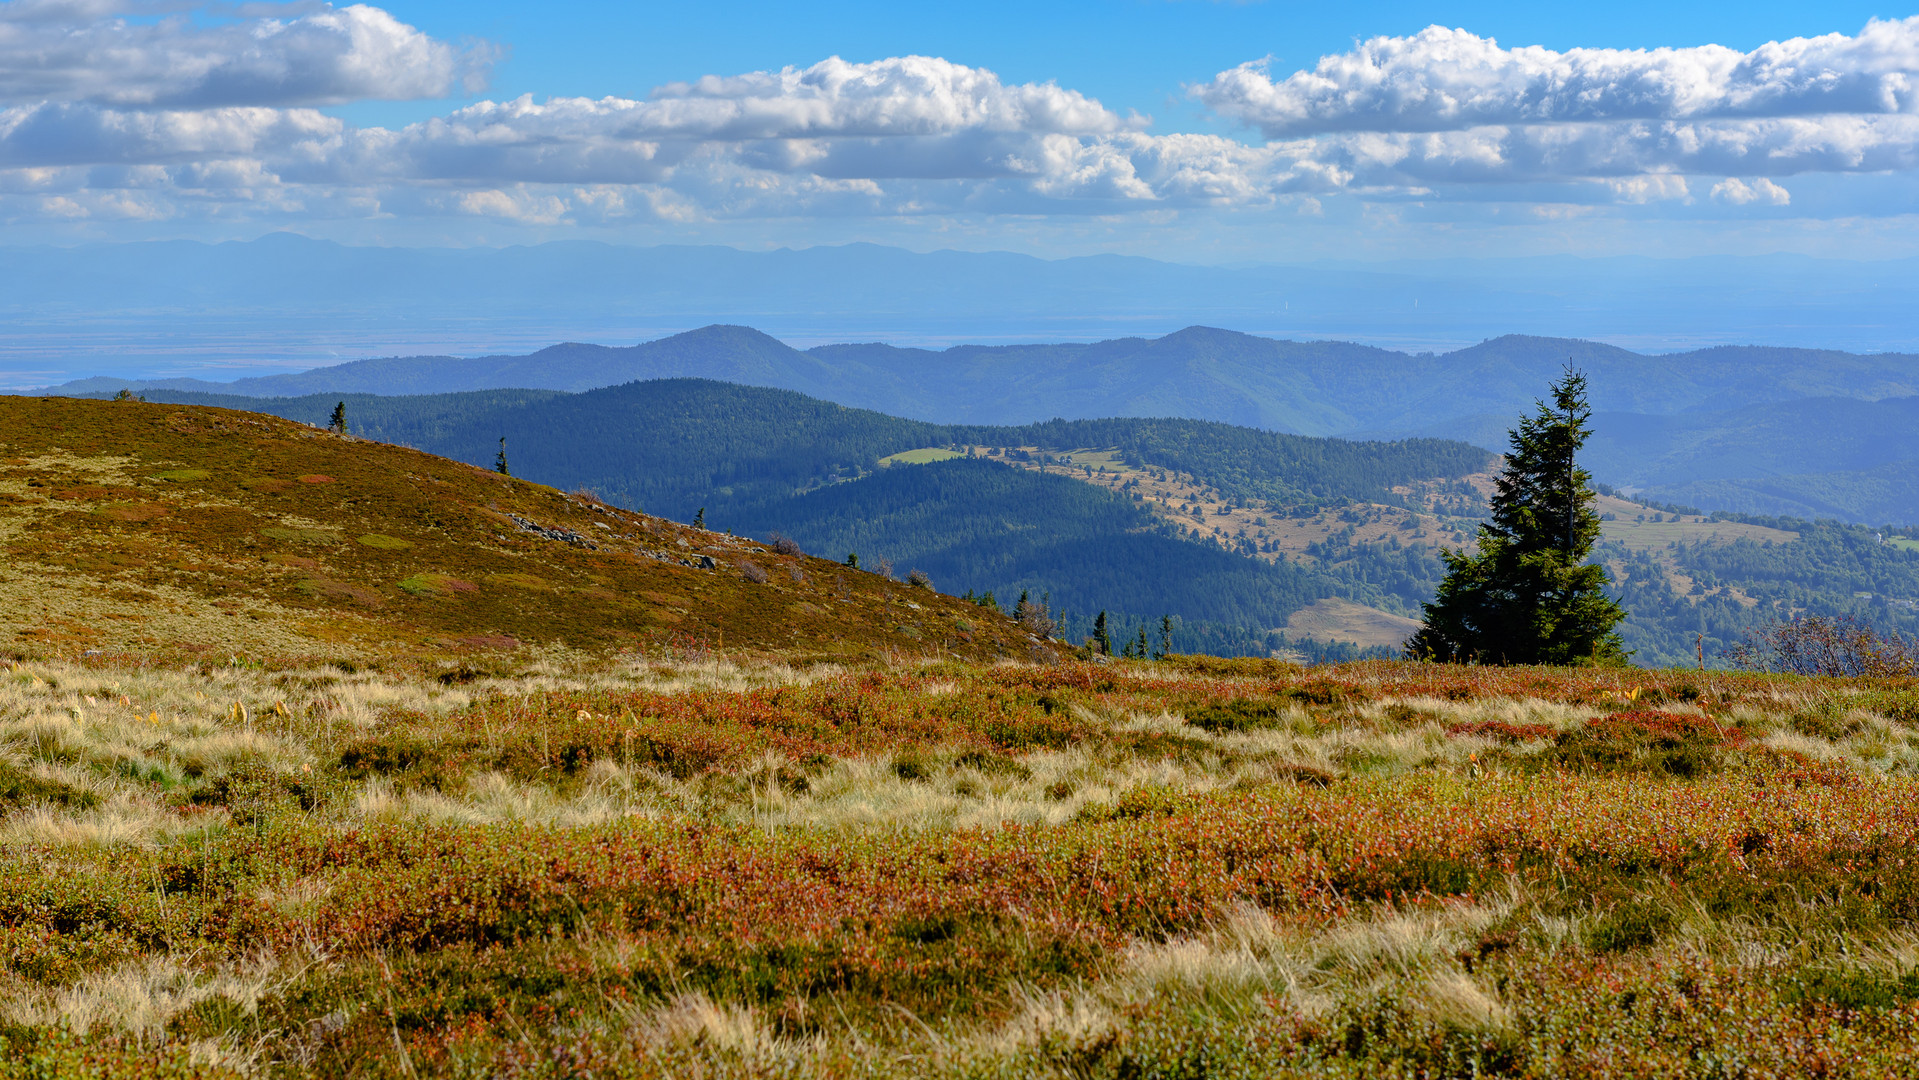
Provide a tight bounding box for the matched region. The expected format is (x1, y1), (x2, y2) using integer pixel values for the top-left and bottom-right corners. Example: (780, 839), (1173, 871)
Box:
(951, 893), (1519, 1070)
(1, 947), (321, 1076)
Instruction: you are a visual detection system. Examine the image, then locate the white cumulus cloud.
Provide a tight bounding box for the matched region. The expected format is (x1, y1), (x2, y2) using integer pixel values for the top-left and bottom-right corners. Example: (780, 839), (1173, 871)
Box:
(0, 102), (341, 166)
(1711, 176), (1790, 205)
(0, 11), (1909, 232)
(0, 2), (490, 107)
(1190, 21), (1919, 197)
(1197, 19), (1919, 137)
(269, 57), (1318, 212)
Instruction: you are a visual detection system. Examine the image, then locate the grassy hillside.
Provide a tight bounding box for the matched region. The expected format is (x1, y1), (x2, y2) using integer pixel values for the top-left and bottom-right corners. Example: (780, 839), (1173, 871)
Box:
(967, 443), (1919, 666)
(7, 652), (1919, 1076)
(0, 397), (1044, 664)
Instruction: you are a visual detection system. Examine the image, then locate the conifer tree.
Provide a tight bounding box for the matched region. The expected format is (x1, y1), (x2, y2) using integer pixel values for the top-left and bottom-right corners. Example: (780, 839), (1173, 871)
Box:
(493, 436), (510, 476)
(329, 401), (347, 434)
(1158, 614), (1175, 659)
(1092, 611), (1112, 655)
(1407, 365), (1627, 665)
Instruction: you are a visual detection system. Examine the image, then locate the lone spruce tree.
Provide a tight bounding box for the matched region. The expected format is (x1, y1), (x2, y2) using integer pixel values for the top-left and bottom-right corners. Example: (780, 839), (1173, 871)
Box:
(1407, 365), (1626, 665)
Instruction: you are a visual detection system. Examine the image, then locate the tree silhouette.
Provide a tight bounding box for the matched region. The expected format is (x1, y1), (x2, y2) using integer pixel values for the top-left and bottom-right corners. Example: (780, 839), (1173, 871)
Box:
(1407, 365), (1626, 665)
(329, 402), (347, 434)
(494, 436), (510, 476)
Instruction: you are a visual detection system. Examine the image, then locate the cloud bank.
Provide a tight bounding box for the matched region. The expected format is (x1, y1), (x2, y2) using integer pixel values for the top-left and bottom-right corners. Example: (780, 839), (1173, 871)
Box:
(0, 4), (1913, 232)
(1191, 20), (1919, 196)
(0, 2), (490, 107)
(1197, 19), (1919, 136)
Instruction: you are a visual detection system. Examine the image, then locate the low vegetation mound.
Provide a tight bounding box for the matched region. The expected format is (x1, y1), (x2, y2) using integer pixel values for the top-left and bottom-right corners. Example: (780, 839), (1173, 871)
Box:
(1, 651), (1918, 1076)
(0, 397), (1040, 664)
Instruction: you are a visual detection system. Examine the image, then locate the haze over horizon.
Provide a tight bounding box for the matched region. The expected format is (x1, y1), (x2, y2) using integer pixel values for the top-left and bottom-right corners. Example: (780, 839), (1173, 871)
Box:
(5, 0), (1919, 386)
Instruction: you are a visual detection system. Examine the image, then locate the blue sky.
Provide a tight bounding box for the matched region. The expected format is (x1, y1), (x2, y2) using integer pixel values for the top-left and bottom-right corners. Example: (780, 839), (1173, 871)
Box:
(348, 1), (1904, 127)
(2, 0), (1918, 261)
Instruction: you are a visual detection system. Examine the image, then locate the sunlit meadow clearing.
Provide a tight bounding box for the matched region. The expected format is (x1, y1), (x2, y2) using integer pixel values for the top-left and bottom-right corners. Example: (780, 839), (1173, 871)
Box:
(4, 652), (1919, 1077)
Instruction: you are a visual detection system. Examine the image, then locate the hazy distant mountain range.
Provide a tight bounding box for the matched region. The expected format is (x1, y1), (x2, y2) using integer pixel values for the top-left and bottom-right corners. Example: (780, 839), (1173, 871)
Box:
(33, 321), (1919, 523)
(4, 235), (1919, 390)
(38, 323), (1919, 427)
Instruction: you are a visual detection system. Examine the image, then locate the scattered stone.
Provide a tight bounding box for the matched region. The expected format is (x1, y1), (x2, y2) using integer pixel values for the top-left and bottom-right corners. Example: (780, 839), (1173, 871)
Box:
(506, 512), (598, 550)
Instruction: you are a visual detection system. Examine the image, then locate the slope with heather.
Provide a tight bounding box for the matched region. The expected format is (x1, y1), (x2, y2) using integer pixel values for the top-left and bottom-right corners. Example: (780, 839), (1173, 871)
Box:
(0, 396), (1042, 664)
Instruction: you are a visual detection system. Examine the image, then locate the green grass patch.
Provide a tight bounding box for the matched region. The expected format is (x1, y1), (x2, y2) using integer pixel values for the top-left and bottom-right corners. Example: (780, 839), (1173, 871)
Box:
(484, 572), (550, 591)
(261, 526), (339, 544)
(0, 762), (96, 809)
(398, 573), (478, 597)
(356, 533), (412, 550)
(878, 447), (965, 466)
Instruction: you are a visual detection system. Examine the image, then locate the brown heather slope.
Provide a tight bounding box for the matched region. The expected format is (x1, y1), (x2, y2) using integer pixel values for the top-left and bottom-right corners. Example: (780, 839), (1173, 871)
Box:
(0, 397), (1041, 663)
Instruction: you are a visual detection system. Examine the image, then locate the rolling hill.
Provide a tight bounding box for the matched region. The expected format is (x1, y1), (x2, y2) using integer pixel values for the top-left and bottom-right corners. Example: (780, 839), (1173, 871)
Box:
(43, 324), (1919, 435)
(37, 379), (1919, 666)
(41, 321), (1919, 525)
(65, 380), (1494, 655)
(0, 396), (1045, 664)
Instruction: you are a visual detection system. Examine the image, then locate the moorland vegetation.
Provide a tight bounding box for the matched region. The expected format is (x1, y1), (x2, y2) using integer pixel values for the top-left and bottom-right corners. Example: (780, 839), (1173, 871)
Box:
(5, 652), (1919, 1077)
(0, 396), (1040, 664)
(10, 381), (1919, 1076)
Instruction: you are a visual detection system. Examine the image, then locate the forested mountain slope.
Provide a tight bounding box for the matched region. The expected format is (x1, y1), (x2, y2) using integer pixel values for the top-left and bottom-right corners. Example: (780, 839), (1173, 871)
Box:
(107, 380), (1489, 523)
(727, 458), (1335, 650)
(71, 380), (1919, 665)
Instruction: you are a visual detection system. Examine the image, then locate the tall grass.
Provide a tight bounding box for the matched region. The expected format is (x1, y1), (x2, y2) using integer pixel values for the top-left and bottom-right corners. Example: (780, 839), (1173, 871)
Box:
(5, 654), (1919, 1077)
